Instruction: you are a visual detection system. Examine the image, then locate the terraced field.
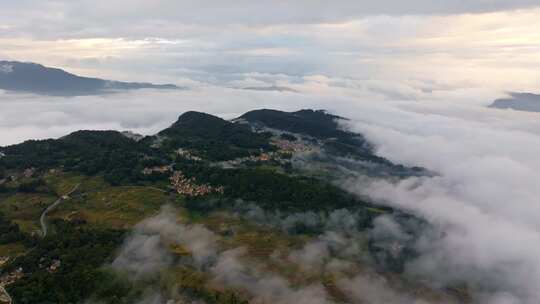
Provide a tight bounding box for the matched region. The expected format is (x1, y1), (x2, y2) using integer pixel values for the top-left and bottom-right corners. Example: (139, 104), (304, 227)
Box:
(0, 193), (56, 233)
(49, 185), (171, 229)
(1, 172), (173, 231)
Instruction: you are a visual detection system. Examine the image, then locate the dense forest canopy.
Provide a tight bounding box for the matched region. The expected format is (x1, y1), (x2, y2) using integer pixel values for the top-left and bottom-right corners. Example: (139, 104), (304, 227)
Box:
(157, 111), (274, 161)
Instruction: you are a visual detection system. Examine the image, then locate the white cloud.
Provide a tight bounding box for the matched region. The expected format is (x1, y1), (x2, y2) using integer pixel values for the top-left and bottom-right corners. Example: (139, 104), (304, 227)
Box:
(2, 1), (540, 38)
(337, 98), (540, 303)
(0, 64), (13, 74)
(211, 248), (331, 304)
(338, 273), (433, 304)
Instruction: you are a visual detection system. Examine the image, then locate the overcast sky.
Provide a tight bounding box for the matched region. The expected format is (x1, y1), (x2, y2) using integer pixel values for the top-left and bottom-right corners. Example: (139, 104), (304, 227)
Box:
(1, 0), (539, 93)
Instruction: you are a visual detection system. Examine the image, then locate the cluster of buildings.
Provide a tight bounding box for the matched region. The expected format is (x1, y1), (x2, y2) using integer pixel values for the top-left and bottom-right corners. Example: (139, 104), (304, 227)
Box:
(216, 136), (314, 168)
(36, 258), (61, 273)
(142, 165), (172, 175)
(214, 152), (275, 168)
(176, 148), (202, 161)
(0, 167), (36, 185)
(271, 138), (313, 153)
(0, 287), (11, 304)
(22, 168), (35, 179)
(47, 260), (61, 273)
(0, 267), (23, 288)
(0, 257), (8, 268)
(0, 259), (58, 303)
(170, 171), (224, 197)
(215, 138), (312, 168)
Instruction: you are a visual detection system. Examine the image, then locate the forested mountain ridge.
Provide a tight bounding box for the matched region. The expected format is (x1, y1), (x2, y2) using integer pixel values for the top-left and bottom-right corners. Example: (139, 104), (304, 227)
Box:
(155, 111), (274, 160)
(0, 109), (462, 304)
(488, 92), (540, 112)
(239, 109), (425, 176)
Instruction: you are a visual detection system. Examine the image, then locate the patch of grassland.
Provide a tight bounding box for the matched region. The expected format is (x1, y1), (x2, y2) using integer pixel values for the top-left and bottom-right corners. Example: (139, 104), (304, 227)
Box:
(77, 175), (109, 193)
(44, 172), (87, 195)
(50, 186), (171, 229)
(322, 274), (350, 302)
(0, 193), (56, 232)
(1, 171), (173, 232)
(255, 164), (283, 173)
(187, 210), (307, 255)
(162, 266), (249, 304)
(12, 220), (40, 233)
(0, 242), (26, 258)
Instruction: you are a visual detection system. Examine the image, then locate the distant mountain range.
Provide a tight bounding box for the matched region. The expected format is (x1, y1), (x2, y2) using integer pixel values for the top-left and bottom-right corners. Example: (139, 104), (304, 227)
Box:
(242, 85), (298, 93)
(0, 61), (180, 96)
(489, 92), (540, 113)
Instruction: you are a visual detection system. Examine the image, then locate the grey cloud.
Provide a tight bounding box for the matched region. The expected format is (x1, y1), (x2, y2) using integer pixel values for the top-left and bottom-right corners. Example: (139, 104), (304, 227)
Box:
(0, 63), (13, 74)
(211, 248), (332, 304)
(242, 85), (299, 93)
(110, 206), (336, 304)
(133, 294), (165, 304)
(112, 233), (173, 279)
(370, 215), (411, 243)
(288, 240), (330, 272)
(338, 99), (540, 303)
(3, 1), (540, 39)
(337, 273), (435, 304)
(111, 205), (218, 279)
(106, 206), (220, 303)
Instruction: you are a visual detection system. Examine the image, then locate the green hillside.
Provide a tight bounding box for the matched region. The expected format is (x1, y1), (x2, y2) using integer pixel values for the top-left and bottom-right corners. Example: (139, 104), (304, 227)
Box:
(0, 109), (464, 304)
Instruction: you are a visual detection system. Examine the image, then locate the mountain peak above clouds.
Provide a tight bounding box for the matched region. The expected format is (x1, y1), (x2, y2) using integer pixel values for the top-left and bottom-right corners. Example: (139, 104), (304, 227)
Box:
(489, 92), (540, 113)
(0, 61), (181, 96)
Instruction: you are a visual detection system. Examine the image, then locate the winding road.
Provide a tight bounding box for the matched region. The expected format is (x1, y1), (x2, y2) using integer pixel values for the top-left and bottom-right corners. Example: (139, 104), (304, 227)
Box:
(0, 182), (166, 304)
(40, 183), (80, 237)
(0, 285), (12, 304)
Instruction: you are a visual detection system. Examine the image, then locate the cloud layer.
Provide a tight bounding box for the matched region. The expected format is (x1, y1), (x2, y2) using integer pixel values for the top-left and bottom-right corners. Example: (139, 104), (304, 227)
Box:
(337, 97), (540, 303)
(3, 0), (540, 40)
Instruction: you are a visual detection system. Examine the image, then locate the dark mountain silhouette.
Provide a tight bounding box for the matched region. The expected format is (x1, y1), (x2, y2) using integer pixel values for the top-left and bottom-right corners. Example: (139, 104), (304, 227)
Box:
(0, 61), (180, 96)
(156, 111), (273, 160)
(242, 85), (298, 93)
(489, 92), (540, 113)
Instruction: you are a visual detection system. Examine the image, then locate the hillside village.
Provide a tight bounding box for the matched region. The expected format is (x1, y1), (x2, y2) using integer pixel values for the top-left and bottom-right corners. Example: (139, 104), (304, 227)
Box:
(170, 171), (224, 197)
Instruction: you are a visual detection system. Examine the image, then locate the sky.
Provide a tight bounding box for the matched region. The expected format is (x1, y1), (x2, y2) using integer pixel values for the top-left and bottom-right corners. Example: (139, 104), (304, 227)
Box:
(2, 1), (540, 303)
(1, 1), (540, 92)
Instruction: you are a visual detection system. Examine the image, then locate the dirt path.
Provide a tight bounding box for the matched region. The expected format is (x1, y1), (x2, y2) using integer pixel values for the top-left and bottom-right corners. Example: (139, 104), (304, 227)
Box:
(40, 183), (80, 237)
(0, 285), (12, 304)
